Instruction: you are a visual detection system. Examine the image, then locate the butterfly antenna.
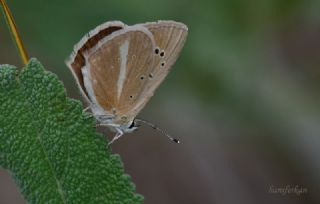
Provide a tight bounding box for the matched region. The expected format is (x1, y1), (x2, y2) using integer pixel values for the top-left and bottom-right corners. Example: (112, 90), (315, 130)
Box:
(135, 119), (180, 144)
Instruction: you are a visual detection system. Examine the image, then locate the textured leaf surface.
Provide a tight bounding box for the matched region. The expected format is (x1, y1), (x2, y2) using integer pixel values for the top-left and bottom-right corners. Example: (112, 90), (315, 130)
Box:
(0, 59), (143, 204)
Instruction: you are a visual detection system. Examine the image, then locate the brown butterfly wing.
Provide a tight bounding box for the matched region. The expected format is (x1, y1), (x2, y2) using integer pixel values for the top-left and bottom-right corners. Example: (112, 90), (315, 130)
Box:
(83, 26), (155, 121)
(121, 21), (188, 119)
(67, 21), (188, 125)
(66, 21), (125, 101)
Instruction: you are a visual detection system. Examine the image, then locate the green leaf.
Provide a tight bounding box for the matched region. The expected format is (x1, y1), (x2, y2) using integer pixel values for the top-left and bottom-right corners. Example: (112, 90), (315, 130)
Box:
(0, 59), (143, 204)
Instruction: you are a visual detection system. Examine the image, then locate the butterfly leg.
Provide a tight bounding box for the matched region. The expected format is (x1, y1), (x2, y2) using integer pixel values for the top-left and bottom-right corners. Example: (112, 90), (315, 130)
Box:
(83, 106), (90, 112)
(108, 129), (124, 145)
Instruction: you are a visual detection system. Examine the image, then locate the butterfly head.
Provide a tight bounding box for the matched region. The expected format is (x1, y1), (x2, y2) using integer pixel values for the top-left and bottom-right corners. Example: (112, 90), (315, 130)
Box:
(115, 116), (140, 133)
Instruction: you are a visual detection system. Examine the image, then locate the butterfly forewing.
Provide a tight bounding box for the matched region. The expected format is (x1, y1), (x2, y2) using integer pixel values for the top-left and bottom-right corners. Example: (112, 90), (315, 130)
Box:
(66, 21), (125, 101)
(83, 27), (155, 120)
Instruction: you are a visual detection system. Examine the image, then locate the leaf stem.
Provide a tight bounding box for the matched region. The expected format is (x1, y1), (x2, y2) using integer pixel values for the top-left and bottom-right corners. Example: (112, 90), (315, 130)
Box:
(0, 0), (28, 66)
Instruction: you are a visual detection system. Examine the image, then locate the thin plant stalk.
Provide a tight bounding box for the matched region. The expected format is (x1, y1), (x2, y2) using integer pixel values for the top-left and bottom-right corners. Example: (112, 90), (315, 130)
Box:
(0, 0), (28, 65)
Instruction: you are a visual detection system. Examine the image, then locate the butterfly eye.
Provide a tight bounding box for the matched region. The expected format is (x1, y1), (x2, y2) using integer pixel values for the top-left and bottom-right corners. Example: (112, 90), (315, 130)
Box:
(160, 51), (165, 57)
(140, 75), (145, 80)
(129, 95), (133, 98)
(149, 73), (153, 78)
(161, 62), (165, 67)
(129, 121), (135, 129)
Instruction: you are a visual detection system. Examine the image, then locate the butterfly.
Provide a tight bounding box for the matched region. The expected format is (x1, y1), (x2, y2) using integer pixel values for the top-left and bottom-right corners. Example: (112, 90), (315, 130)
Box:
(66, 20), (188, 144)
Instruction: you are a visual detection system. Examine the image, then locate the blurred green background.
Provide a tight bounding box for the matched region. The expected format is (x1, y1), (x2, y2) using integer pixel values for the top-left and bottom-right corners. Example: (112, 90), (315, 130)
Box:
(1, 0), (320, 203)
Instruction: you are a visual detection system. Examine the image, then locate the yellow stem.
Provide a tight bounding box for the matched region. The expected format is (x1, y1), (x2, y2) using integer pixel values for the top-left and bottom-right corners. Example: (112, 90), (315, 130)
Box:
(0, 0), (28, 66)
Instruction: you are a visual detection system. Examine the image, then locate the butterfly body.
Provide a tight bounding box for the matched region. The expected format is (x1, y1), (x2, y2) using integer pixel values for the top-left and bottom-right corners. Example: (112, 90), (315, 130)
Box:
(66, 20), (188, 142)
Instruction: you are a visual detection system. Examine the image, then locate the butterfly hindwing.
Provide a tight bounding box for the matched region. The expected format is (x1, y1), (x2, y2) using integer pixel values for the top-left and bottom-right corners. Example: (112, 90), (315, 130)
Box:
(124, 21), (188, 118)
